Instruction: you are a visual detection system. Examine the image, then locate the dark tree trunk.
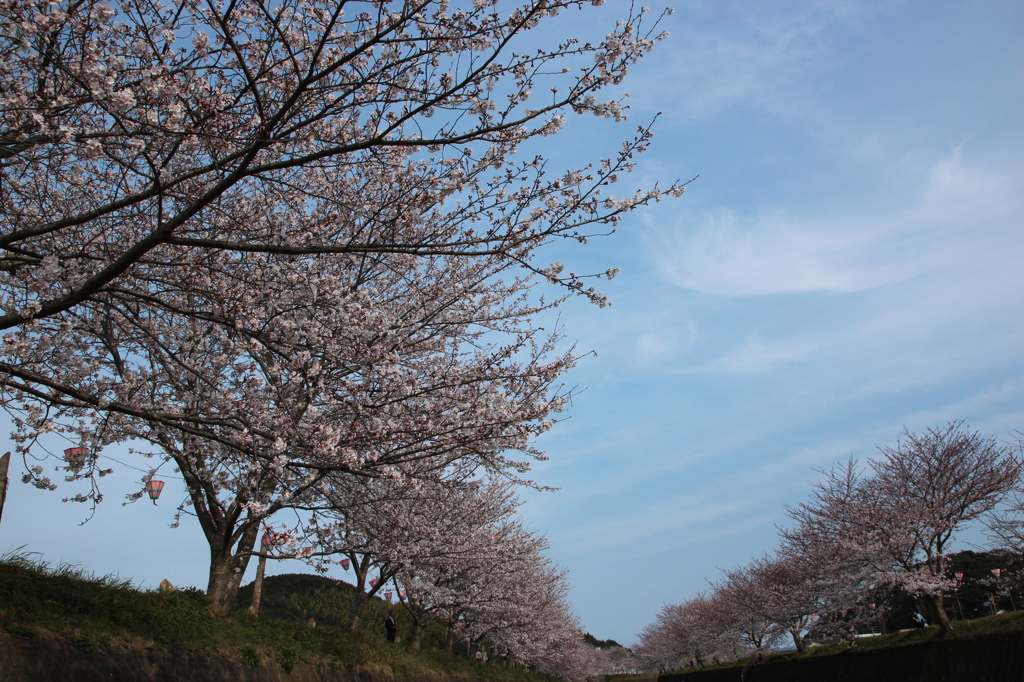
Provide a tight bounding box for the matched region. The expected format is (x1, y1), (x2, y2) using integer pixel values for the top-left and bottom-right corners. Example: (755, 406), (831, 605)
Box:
(0, 452), (10, 526)
(409, 618), (423, 651)
(205, 521), (258, 615)
(348, 588), (368, 630)
(922, 592), (953, 633)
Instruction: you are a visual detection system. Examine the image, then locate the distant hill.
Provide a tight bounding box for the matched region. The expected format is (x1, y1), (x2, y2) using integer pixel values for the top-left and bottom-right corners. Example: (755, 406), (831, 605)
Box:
(235, 573), (369, 628)
(584, 632), (623, 650)
(233, 573), (450, 652)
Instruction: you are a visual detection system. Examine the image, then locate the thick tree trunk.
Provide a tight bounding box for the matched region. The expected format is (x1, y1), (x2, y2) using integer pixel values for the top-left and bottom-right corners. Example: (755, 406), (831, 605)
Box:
(923, 592), (953, 633)
(205, 522), (259, 616)
(173, 445), (260, 616)
(790, 628), (806, 653)
(348, 589), (368, 631)
(206, 551), (235, 613)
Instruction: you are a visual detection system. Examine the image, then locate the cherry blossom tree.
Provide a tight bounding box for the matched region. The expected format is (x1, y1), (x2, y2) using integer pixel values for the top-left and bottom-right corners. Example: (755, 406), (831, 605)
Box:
(637, 591), (748, 671)
(778, 458), (890, 640)
(986, 490), (1024, 556)
(985, 435), (1024, 556)
(863, 422), (1021, 632)
(635, 604), (686, 671)
(589, 644), (638, 677)
(304, 470), (523, 634)
(305, 469), (592, 679)
(5, 136), (609, 601)
(8, 224), (581, 612)
(709, 577), (779, 655)
(2, 0), (685, 585)
(782, 426), (1020, 634)
(1, 0), (682, 335)
(2, 0), (694, 636)
(472, 553), (591, 681)
(715, 555), (814, 653)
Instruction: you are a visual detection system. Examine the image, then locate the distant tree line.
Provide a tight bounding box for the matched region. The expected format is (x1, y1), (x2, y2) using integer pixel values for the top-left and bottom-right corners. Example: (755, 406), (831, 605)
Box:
(636, 422), (1024, 670)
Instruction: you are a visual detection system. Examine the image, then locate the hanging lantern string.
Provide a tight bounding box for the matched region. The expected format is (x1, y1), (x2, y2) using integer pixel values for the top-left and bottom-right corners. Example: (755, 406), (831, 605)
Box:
(45, 441), (186, 480)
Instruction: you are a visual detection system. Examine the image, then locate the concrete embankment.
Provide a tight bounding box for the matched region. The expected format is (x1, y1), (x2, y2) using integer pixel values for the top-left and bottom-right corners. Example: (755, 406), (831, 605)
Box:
(0, 633), (496, 682)
(655, 630), (1024, 682)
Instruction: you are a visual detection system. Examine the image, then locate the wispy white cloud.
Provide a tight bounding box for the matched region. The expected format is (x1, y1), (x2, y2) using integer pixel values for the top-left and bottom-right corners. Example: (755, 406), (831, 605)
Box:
(676, 333), (825, 374)
(651, 208), (913, 296)
(877, 374), (1024, 442)
(648, 149), (1023, 299)
(550, 427), (877, 555)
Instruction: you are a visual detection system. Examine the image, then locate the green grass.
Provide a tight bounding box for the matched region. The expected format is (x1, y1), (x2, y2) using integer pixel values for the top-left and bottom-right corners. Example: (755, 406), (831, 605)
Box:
(0, 550), (545, 679)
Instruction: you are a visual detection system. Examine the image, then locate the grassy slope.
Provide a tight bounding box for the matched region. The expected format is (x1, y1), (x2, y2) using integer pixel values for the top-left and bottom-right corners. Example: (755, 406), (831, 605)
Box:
(0, 552), (542, 679)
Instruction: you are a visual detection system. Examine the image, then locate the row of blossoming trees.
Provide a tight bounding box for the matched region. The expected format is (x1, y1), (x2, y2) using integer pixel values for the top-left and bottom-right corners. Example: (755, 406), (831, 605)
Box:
(637, 423), (1023, 670)
(0, 1), (684, 678)
(273, 472), (598, 677)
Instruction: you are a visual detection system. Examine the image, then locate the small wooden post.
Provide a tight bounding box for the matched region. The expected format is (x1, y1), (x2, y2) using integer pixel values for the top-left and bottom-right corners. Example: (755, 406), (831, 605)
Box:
(249, 533), (269, 616)
(0, 452), (10, 526)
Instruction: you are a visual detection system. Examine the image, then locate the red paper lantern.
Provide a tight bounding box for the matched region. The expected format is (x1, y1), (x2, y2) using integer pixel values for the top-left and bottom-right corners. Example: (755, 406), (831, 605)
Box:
(64, 447), (89, 473)
(262, 534), (276, 551)
(384, 591), (393, 600)
(340, 558), (351, 570)
(370, 578), (379, 587)
(954, 572), (964, 582)
(145, 479), (165, 504)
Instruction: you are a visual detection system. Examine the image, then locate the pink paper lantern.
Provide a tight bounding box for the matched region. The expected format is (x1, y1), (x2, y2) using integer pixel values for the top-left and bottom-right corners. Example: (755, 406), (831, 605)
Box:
(145, 479), (165, 504)
(991, 568), (1002, 578)
(340, 558), (351, 570)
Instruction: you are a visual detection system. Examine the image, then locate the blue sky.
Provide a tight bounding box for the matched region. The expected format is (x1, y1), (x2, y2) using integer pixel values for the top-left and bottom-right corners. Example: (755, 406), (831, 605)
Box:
(4, 0), (1023, 648)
